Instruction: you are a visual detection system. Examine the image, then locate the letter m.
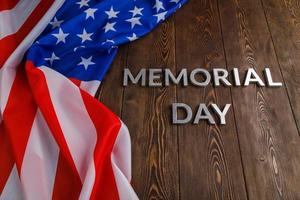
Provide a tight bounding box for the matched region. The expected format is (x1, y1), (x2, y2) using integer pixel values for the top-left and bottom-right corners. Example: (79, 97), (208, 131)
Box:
(123, 68), (146, 86)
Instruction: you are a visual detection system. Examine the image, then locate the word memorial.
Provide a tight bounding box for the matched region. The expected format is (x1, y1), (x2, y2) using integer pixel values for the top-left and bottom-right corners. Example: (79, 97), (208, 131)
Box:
(123, 67), (283, 125)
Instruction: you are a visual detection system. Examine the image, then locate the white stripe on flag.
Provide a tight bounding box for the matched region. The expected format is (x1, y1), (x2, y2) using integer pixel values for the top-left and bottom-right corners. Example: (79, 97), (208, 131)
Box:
(0, 0), (65, 116)
(0, 68), (16, 115)
(2, 0), (65, 70)
(111, 122), (138, 200)
(40, 66), (97, 198)
(80, 80), (101, 96)
(20, 110), (59, 200)
(0, 165), (23, 200)
(0, 0), (40, 39)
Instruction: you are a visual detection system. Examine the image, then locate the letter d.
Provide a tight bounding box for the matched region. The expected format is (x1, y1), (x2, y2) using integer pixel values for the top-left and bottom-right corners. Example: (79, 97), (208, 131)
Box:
(172, 103), (192, 124)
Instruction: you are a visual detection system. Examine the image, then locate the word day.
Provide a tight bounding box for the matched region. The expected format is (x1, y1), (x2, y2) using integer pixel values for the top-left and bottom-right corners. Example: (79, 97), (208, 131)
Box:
(172, 103), (231, 125)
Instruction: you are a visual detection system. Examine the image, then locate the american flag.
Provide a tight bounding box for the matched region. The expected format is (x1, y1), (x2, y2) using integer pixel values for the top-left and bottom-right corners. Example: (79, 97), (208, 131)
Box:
(0, 0), (186, 199)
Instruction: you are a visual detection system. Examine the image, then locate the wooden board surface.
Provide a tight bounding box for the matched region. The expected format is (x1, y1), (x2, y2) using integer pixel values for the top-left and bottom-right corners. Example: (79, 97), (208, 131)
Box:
(98, 0), (300, 199)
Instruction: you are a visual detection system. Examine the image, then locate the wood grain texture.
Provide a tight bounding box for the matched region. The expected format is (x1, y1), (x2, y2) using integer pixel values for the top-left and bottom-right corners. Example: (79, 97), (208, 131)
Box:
(218, 0), (300, 199)
(121, 16), (180, 200)
(175, 0), (247, 199)
(262, 0), (300, 133)
(98, 45), (128, 115)
(96, 0), (300, 199)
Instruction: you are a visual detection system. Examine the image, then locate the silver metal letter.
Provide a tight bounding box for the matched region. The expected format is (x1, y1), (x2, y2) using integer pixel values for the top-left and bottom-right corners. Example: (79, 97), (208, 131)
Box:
(165, 69), (188, 86)
(172, 103), (193, 124)
(193, 104), (215, 124)
(211, 104), (231, 125)
(213, 68), (232, 86)
(149, 69), (162, 87)
(123, 68), (146, 86)
(190, 69), (211, 86)
(232, 68), (241, 86)
(264, 68), (282, 87)
(244, 68), (265, 86)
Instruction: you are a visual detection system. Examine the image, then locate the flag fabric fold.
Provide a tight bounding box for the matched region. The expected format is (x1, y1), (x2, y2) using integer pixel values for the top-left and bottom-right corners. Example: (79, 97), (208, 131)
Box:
(0, 0), (187, 199)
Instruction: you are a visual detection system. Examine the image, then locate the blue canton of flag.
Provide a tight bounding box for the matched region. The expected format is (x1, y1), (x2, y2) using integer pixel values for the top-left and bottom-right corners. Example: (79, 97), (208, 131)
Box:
(26, 0), (187, 82)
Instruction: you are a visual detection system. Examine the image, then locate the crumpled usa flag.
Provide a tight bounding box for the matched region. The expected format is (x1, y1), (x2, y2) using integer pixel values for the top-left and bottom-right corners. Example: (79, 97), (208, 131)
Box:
(0, 0), (186, 199)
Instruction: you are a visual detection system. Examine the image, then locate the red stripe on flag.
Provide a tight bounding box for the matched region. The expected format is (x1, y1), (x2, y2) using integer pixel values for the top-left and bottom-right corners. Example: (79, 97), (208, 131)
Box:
(81, 90), (120, 200)
(0, 124), (15, 194)
(69, 78), (81, 87)
(52, 153), (82, 200)
(25, 61), (82, 193)
(0, 0), (19, 11)
(26, 61), (121, 198)
(2, 64), (37, 172)
(0, 0), (53, 68)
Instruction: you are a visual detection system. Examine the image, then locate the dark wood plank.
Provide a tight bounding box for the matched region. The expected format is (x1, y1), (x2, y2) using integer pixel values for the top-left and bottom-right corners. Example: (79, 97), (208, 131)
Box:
(262, 0), (300, 134)
(121, 17), (180, 199)
(175, 0), (247, 199)
(218, 0), (300, 199)
(97, 45), (128, 116)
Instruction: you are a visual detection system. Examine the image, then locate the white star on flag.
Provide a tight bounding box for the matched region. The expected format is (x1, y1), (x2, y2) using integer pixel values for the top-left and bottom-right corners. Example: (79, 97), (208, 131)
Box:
(49, 17), (63, 29)
(74, 46), (86, 52)
(103, 22), (116, 32)
(129, 6), (144, 17)
(126, 17), (142, 28)
(107, 46), (118, 53)
(102, 39), (115, 45)
(76, 0), (90, 8)
(45, 52), (60, 66)
(52, 28), (69, 44)
(84, 8), (97, 19)
(105, 6), (119, 19)
(77, 29), (93, 43)
(153, 0), (165, 12)
(78, 56), (95, 70)
(127, 33), (138, 41)
(154, 11), (167, 23)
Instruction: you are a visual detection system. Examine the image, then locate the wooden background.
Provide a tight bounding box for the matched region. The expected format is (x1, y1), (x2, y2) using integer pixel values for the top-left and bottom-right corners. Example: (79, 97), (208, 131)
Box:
(97, 0), (300, 199)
